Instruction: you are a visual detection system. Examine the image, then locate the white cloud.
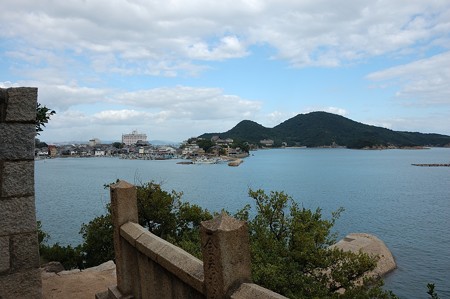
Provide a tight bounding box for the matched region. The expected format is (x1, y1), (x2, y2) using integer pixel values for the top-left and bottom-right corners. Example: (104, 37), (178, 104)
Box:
(112, 86), (262, 121)
(92, 110), (151, 124)
(364, 113), (450, 135)
(259, 111), (297, 128)
(2, 1), (450, 141)
(0, 81), (20, 88)
(367, 51), (450, 105)
(2, 0), (449, 73)
(32, 85), (262, 141)
(303, 106), (348, 116)
(186, 36), (249, 60)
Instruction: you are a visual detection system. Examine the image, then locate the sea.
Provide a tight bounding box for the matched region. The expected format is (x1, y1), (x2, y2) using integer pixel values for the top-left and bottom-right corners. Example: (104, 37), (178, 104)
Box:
(35, 148), (450, 298)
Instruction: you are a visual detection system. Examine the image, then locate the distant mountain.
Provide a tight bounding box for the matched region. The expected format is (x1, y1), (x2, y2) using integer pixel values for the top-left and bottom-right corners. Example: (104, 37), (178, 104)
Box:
(199, 112), (450, 148)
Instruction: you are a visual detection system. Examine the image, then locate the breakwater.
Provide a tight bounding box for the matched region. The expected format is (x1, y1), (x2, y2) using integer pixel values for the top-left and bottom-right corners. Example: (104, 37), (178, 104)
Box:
(412, 163), (450, 167)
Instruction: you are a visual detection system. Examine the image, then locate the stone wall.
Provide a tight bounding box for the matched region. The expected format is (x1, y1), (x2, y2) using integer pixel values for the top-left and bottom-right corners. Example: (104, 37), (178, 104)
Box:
(0, 88), (42, 298)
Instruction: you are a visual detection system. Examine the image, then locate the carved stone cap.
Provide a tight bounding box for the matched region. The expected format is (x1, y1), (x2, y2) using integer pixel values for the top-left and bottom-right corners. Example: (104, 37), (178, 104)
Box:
(111, 180), (135, 189)
(201, 213), (246, 232)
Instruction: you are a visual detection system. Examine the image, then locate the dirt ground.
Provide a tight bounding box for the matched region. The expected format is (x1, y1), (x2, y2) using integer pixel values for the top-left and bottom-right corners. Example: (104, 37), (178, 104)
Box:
(41, 261), (116, 299)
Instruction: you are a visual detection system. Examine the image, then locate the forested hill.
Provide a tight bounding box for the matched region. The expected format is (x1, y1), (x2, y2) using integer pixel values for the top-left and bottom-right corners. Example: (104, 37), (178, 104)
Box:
(199, 112), (450, 148)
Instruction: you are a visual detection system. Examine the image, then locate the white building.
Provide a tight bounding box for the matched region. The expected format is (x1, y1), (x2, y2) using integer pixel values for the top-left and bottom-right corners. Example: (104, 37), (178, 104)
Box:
(122, 130), (148, 145)
(89, 138), (101, 147)
(94, 149), (106, 156)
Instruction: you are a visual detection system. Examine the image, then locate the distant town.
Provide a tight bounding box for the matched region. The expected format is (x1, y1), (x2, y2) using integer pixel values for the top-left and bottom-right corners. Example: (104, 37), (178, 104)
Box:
(35, 130), (253, 165)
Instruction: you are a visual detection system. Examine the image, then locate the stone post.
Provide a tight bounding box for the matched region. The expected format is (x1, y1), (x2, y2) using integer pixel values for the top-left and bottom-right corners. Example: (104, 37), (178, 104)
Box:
(200, 213), (252, 299)
(110, 180), (140, 297)
(0, 88), (42, 298)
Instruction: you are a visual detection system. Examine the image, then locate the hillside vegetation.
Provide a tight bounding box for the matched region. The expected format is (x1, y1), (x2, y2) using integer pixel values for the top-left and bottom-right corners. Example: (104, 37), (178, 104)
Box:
(200, 112), (450, 148)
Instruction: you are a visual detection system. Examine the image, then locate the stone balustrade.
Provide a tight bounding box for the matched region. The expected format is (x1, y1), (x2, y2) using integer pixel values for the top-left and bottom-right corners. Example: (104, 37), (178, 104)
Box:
(97, 180), (287, 299)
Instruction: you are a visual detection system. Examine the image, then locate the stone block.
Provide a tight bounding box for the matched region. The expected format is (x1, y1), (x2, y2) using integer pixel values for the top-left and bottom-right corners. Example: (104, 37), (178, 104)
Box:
(4, 87), (37, 122)
(201, 213), (252, 298)
(152, 261), (173, 298)
(0, 123), (35, 160)
(172, 275), (205, 299)
(120, 222), (145, 247)
(0, 88), (6, 122)
(1, 160), (34, 197)
(0, 236), (10, 273)
(107, 285), (131, 299)
(137, 252), (153, 298)
(0, 268), (42, 299)
(134, 229), (204, 293)
(230, 283), (288, 299)
(11, 232), (40, 271)
(0, 196), (37, 235)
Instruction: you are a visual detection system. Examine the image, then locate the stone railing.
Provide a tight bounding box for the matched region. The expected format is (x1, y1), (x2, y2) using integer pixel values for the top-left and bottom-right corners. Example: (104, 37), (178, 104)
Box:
(0, 87), (42, 298)
(97, 180), (287, 299)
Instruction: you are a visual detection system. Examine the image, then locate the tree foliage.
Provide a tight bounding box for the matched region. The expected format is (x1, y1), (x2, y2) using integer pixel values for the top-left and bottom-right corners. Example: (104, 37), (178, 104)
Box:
(136, 181), (213, 258)
(35, 138), (48, 149)
(63, 181), (213, 268)
(36, 103), (55, 134)
(427, 284), (440, 299)
(38, 221), (83, 270)
(235, 189), (397, 299)
(112, 142), (124, 149)
(196, 139), (215, 153)
(231, 139), (250, 153)
(79, 211), (114, 267)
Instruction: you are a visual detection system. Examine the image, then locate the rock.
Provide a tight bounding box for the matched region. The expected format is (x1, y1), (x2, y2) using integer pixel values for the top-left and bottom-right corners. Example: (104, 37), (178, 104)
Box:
(330, 233), (396, 277)
(41, 261), (65, 273)
(58, 269), (81, 275)
(84, 260), (116, 272)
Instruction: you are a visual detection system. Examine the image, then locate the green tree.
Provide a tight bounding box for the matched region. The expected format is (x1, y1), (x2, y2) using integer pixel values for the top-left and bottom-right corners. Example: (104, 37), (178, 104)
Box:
(196, 139), (215, 153)
(35, 138), (48, 149)
(79, 211), (114, 268)
(112, 142), (124, 149)
(136, 181), (212, 258)
(427, 283), (440, 299)
(231, 139), (250, 153)
(37, 220), (49, 245)
(36, 103), (55, 134)
(37, 221), (83, 270)
(78, 181), (212, 267)
(235, 189), (396, 299)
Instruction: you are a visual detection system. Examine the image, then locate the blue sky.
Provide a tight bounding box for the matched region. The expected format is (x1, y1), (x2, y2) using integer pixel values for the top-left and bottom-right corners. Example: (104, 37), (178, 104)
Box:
(1, 0), (449, 143)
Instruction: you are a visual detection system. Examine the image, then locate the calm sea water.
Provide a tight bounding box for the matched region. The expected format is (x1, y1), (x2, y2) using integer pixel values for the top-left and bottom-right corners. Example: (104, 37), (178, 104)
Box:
(35, 148), (450, 298)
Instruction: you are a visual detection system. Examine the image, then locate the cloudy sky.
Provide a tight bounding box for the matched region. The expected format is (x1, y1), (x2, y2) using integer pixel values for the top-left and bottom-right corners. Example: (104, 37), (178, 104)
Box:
(1, 0), (449, 143)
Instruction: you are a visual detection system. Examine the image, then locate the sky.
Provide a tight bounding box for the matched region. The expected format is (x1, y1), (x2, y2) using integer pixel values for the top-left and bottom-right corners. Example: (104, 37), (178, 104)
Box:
(1, 0), (450, 143)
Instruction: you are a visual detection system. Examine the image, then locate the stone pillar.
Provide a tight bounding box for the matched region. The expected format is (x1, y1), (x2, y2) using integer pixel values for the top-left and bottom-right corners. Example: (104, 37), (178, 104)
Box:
(200, 213), (252, 299)
(0, 87), (42, 298)
(110, 180), (140, 297)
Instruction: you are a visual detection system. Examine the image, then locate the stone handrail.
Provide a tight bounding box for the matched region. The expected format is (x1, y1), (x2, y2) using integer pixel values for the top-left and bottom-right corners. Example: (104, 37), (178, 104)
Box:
(97, 180), (287, 299)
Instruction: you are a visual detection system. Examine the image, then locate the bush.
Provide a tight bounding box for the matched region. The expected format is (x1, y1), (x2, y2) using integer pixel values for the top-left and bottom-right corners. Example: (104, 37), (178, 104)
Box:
(37, 221), (83, 270)
(79, 212), (114, 268)
(74, 181), (212, 268)
(235, 189), (397, 299)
